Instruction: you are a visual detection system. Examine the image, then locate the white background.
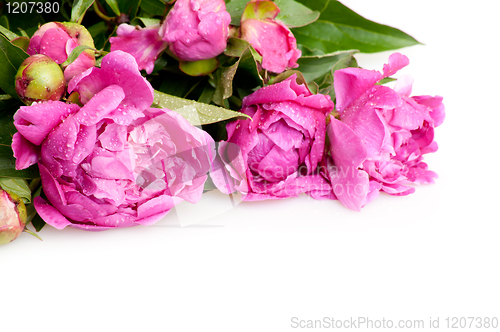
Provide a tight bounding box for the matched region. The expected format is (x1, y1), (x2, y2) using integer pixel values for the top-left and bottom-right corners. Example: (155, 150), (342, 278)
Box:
(2, 1), (499, 331)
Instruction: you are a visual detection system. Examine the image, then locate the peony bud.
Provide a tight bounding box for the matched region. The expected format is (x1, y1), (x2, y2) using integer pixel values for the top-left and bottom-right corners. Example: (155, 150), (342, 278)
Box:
(27, 22), (96, 82)
(240, 0), (301, 73)
(0, 189), (27, 246)
(15, 54), (66, 106)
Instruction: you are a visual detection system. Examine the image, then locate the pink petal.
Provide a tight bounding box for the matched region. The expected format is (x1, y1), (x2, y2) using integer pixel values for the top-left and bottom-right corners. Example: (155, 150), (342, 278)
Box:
(382, 52), (410, 78)
(74, 85), (125, 125)
(341, 103), (387, 159)
(64, 50), (96, 82)
(33, 196), (72, 230)
(13, 101), (80, 146)
(110, 24), (167, 74)
(326, 158), (370, 211)
(12, 133), (39, 170)
(327, 119), (367, 168)
(334, 67), (382, 114)
(68, 51), (154, 113)
(38, 27), (69, 63)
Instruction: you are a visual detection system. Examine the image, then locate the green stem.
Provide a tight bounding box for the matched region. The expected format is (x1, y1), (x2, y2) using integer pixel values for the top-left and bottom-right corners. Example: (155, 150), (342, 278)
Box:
(93, 1), (114, 21)
(29, 178), (40, 192)
(24, 227), (43, 241)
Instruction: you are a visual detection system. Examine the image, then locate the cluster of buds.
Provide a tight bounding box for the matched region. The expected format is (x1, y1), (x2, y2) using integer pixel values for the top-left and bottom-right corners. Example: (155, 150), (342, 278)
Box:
(14, 22), (95, 106)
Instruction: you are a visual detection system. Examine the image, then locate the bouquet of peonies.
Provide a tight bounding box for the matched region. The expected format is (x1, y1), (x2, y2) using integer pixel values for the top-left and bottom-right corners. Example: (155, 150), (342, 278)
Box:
(0, 0), (444, 245)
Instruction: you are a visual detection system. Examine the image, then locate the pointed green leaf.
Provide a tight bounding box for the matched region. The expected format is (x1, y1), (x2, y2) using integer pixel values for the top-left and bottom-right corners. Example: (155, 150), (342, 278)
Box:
(292, 0), (420, 54)
(213, 38), (263, 106)
(0, 104), (20, 146)
(274, 0), (320, 28)
(117, 0), (141, 20)
(225, 0), (249, 26)
(30, 214), (46, 232)
(0, 34), (29, 99)
(132, 17), (161, 27)
(106, 0), (121, 15)
(0, 178), (31, 203)
(71, 0), (95, 23)
(297, 50), (358, 83)
(11, 37), (30, 52)
(0, 24), (19, 41)
(139, 0), (166, 15)
(61, 45), (95, 67)
(0, 145), (39, 179)
(153, 90), (250, 126)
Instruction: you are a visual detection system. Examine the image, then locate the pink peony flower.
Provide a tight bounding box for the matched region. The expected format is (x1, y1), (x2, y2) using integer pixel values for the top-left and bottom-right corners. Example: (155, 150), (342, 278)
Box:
(109, 24), (168, 74)
(12, 51), (215, 230)
(159, 0), (231, 61)
(211, 74), (334, 200)
(67, 50), (154, 123)
(240, 0), (301, 73)
(27, 22), (96, 82)
(324, 53), (445, 211)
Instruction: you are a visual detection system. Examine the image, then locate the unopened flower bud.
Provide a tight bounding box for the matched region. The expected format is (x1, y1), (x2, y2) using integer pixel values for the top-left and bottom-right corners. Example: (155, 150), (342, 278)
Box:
(15, 54), (66, 105)
(0, 189), (27, 246)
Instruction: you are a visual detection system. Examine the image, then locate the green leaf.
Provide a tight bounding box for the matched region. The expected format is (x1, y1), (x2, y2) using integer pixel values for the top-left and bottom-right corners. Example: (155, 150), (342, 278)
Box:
(132, 17), (161, 27)
(179, 58), (219, 76)
(0, 103), (20, 146)
(1, 8), (45, 37)
(377, 77), (397, 85)
(225, 0), (248, 26)
(158, 73), (203, 98)
(0, 178), (31, 203)
(0, 24), (19, 41)
(0, 34), (29, 99)
(106, 0), (121, 15)
(0, 145), (39, 179)
(211, 38), (263, 106)
(197, 85), (215, 104)
(212, 63), (239, 107)
(0, 16), (9, 30)
(297, 50), (358, 83)
(292, 0), (420, 55)
(117, 0), (141, 19)
(61, 45), (95, 67)
(153, 90), (250, 126)
(30, 214), (46, 232)
(87, 21), (107, 50)
(11, 37), (30, 52)
(140, 0), (166, 15)
(71, 0), (95, 23)
(223, 38), (263, 90)
(274, 0), (320, 28)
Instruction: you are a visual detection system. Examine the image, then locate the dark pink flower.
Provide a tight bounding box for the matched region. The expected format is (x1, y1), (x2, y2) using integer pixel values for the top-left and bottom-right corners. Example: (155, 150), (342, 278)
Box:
(159, 0), (231, 61)
(27, 22), (95, 82)
(110, 24), (168, 74)
(325, 53), (445, 210)
(240, 0), (301, 73)
(12, 51), (215, 230)
(211, 74), (333, 200)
